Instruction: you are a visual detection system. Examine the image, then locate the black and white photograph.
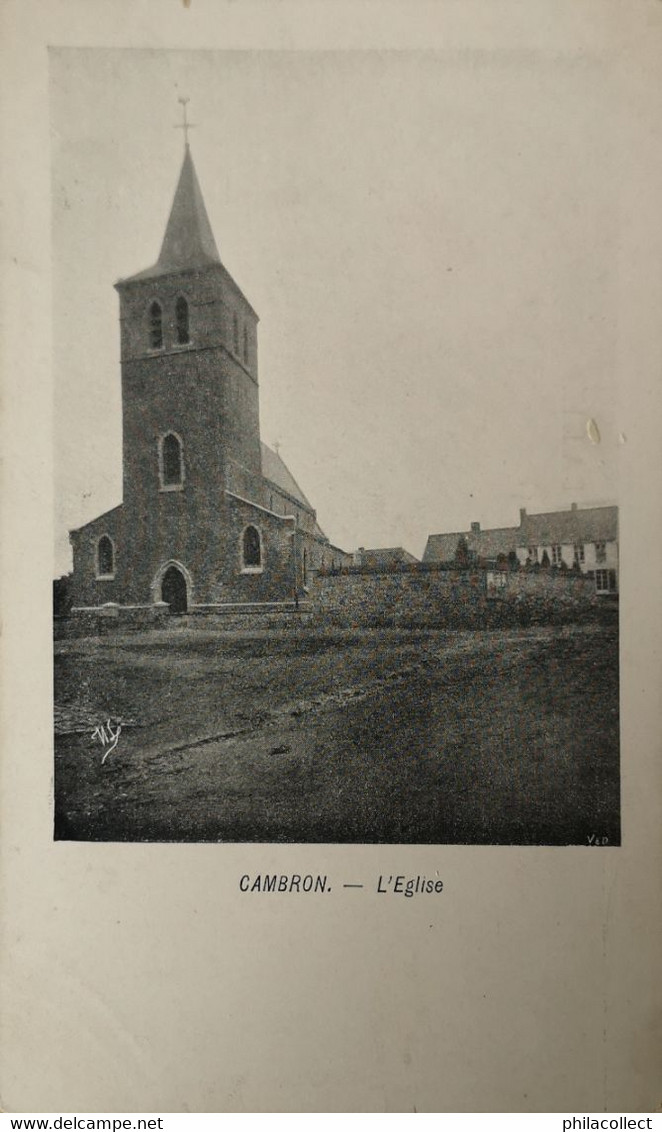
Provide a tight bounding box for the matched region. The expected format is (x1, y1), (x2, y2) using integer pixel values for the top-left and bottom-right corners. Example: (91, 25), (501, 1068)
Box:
(53, 48), (620, 846)
(4, 1), (662, 1115)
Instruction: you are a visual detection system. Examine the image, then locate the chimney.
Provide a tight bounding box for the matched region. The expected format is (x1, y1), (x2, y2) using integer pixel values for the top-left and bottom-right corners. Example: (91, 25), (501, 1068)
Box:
(519, 508), (527, 525)
(571, 502), (578, 511)
(471, 522), (480, 533)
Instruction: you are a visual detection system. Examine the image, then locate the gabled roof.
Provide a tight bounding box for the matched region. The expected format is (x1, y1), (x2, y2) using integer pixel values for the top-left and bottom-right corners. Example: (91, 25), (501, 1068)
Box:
(358, 547), (419, 566)
(120, 145), (221, 283)
(518, 505), (618, 546)
(261, 443), (314, 513)
(423, 526), (517, 563)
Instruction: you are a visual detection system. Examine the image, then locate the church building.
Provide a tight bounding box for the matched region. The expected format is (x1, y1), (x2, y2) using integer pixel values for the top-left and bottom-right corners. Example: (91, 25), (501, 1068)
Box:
(69, 139), (347, 614)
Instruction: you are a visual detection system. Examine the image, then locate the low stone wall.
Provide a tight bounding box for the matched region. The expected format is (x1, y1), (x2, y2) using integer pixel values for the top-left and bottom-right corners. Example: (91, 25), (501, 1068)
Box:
(54, 570), (613, 637)
(55, 601), (312, 638)
(309, 565), (604, 629)
(54, 603), (171, 639)
(180, 603), (312, 632)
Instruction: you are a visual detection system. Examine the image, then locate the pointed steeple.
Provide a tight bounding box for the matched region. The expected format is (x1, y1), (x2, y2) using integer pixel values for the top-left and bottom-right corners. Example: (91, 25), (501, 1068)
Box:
(156, 144), (220, 272)
(119, 144), (221, 283)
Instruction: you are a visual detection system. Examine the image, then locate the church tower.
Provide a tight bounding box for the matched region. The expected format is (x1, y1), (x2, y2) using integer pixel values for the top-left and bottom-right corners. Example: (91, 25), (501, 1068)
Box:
(69, 124), (343, 617)
(116, 142), (263, 514)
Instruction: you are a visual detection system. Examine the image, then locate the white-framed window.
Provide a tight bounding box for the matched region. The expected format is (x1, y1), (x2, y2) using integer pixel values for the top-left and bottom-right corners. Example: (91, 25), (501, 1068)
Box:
(595, 541), (607, 564)
(158, 431), (185, 490)
(96, 534), (115, 580)
(574, 543), (585, 566)
(149, 300), (163, 349)
(241, 524), (263, 573)
(528, 546), (538, 564)
(486, 570), (508, 598)
(175, 295), (190, 345)
(552, 545), (563, 566)
(595, 569), (617, 594)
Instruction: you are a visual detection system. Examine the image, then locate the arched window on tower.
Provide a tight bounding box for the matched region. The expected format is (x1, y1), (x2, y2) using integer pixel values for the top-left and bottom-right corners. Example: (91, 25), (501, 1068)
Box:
(175, 296), (190, 345)
(149, 301), (163, 349)
(159, 432), (184, 489)
(96, 535), (115, 579)
(242, 525), (262, 571)
(233, 312), (239, 355)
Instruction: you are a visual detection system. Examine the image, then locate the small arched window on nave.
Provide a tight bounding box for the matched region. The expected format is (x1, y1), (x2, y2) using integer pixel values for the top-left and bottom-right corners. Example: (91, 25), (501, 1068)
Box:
(149, 301), (163, 349)
(242, 525), (262, 570)
(160, 432), (184, 489)
(176, 296), (190, 345)
(97, 535), (114, 579)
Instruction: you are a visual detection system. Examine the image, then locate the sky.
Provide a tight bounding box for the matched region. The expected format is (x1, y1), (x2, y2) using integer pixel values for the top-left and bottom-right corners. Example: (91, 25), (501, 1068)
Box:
(51, 47), (621, 574)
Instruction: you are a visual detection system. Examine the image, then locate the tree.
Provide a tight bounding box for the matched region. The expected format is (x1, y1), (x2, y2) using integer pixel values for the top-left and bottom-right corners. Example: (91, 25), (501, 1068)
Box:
(454, 535), (470, 566)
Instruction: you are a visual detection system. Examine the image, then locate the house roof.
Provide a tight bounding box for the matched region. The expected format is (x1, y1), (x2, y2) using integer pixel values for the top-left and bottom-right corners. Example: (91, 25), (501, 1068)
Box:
(518, 506), (618, 546)
(119, 145), (221, 284)
(423, 526), (518, 563)
(358, 547), (419, 566)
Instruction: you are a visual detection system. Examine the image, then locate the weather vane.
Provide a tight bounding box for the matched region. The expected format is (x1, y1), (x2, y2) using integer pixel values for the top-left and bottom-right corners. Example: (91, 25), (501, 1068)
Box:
(174, 96), (196, 146)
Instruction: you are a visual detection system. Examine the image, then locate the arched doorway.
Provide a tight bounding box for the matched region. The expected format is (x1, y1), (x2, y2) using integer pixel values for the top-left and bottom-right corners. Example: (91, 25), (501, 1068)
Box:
(161, 565), (188, 614)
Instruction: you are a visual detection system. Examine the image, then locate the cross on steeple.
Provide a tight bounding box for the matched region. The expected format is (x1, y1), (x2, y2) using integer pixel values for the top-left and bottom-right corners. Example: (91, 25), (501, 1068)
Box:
(174, 96), (196, 147)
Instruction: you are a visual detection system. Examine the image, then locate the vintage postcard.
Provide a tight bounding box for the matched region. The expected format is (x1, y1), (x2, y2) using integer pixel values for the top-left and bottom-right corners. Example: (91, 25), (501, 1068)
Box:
(2, 0), (661, 1114)
(52, 48), (620, 847)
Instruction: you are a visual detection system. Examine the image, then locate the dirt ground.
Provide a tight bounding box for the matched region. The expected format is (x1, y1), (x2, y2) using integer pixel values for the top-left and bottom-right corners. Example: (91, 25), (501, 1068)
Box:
(53, 622), (620, 845)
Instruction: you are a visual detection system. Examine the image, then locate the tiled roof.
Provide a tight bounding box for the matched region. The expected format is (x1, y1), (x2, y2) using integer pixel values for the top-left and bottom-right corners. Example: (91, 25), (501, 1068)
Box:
(261, 443), (315, 513)
(423, 527), (518, 563)
(518, 506), (618, 546)
(358, 547), (419, 566)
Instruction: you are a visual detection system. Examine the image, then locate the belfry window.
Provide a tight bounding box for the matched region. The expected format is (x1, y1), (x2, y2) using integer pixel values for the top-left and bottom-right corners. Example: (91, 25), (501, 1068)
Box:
(176, 296), (190, 345)
(233, 313), (239, 355)
(242, 525), (262, 570)
(149, 301), (163, 349)
(160, 432), (184, 489)
(96, 535), (115, 579)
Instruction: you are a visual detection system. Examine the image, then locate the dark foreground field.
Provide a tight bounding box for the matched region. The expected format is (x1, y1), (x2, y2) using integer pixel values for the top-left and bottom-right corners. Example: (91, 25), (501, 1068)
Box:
(53, 623), (620, 845)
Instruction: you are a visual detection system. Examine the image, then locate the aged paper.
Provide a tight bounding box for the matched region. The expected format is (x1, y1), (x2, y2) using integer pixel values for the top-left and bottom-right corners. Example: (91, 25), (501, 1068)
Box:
(2, 0), (662, 1113)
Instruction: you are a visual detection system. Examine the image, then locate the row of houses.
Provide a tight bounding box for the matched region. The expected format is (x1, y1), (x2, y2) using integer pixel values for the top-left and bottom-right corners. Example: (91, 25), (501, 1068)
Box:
(354, 503), (618, 594)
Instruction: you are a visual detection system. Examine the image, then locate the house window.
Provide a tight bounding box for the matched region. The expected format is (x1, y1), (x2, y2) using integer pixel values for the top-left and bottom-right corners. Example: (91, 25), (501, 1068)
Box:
(233, 313), (239, 355)
(96, 535), (115, 579)
(486, 570), (508, 598)
(528, 547), (538, 564)
(242, 525), (262, 571)
(160, 432), (184, 489)
(574, 543), (585, 566)
(175, 296), (190, 345)
(149, 301), (163, 349)
(595, 541), (607, 564)
(552, 545), (563, 566)
(243, 325), (249, 364)
(595, 569), (617, 594)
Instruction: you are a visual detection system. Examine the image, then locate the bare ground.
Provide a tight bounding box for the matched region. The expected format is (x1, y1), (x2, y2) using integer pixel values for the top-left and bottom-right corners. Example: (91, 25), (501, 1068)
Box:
(53, 622), (620, 845)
